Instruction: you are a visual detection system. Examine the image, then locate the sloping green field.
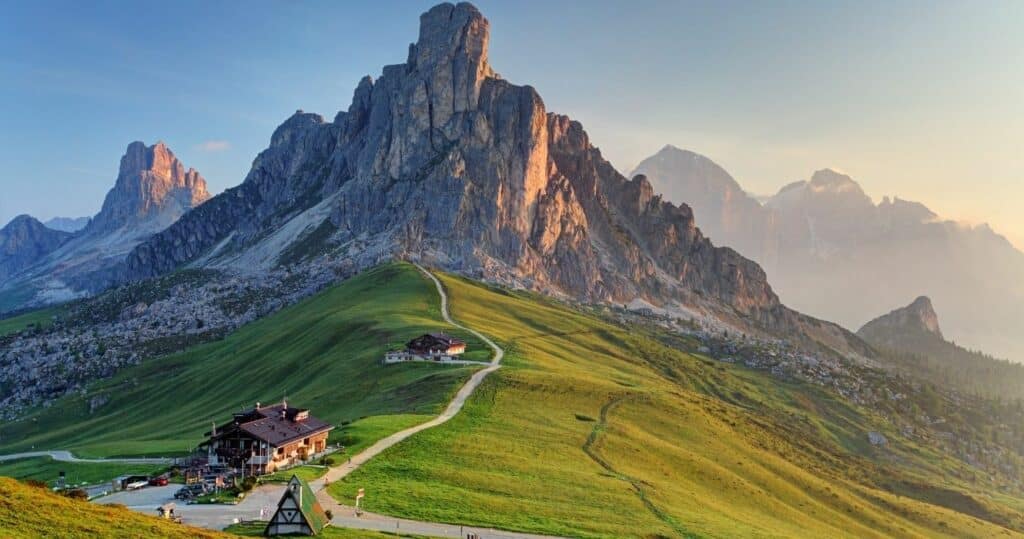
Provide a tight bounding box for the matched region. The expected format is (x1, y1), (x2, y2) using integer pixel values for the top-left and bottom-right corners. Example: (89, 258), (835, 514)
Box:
(3, 263), (1023, 538)
(0, 264), (481, 457)
(0, 477), (230, 539)
(328, 270), (1024, 538)
(0, 305), (60, 336)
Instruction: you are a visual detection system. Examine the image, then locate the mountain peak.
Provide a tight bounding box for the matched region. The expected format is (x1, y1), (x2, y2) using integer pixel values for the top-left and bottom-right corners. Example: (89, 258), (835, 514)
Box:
(0, 214), (73, 281)
(809, 168), (864, 195)
(858, 296), (944, 342)
(86, 141), (210, 235)
(408, 2), (494, 106)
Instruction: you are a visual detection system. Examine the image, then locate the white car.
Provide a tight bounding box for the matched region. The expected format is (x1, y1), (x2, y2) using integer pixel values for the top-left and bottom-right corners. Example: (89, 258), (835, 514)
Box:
(125, 480), (148, 490)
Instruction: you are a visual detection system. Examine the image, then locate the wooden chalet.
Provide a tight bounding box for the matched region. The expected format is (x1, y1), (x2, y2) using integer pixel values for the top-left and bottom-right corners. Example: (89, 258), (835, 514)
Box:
(264, 475), (329, 536)
(201, 400), (333, 475)
(406, 333), (466, 357)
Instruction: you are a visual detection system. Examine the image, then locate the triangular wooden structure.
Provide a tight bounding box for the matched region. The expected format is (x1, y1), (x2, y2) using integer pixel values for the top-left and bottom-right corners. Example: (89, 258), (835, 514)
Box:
(264, 475), (329, 536)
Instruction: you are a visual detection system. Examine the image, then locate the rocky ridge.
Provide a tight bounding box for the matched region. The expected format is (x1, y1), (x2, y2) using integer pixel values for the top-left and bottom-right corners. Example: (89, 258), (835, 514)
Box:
(633, 145), (1024, 361)
(121, 2), (867, 357)
(858, 296), (944, 344)
(0, 215), (73, 283)
(0, 141), (210, 308)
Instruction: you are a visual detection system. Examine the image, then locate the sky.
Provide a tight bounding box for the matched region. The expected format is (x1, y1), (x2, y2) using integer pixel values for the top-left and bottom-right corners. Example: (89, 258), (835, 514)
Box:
(2, 0), (1022, 248)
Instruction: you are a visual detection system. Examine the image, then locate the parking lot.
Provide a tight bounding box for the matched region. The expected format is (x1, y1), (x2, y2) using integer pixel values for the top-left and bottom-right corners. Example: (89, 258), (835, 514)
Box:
(94, 482), (286, 529)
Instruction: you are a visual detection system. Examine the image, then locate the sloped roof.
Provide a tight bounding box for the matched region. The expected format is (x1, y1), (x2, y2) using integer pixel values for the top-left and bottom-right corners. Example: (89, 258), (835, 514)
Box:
(264, 475), (329, 536)
(203, 402), (333, 448)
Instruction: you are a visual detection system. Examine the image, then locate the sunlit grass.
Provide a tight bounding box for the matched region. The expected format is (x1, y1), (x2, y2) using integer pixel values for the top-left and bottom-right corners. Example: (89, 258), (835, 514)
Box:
(0, 476), (231, 538)
(330, 269), (1024, 538)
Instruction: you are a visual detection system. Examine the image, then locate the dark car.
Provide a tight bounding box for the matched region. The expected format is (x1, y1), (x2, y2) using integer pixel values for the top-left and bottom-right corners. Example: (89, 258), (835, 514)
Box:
(173, 484), (207, 500)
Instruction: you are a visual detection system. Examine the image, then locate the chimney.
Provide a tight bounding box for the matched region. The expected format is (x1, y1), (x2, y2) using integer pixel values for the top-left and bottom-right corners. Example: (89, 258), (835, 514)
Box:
(211, 421), (217, 437)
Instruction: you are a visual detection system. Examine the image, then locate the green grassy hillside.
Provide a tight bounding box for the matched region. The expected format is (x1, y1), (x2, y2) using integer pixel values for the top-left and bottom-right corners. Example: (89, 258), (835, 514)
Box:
(0, 477), (231, 539)
(3, 263), (1024, 538)
(328, 270), (1024, 538)
(0, 457), (165, 490)
(0, 264), (481, 458)
(0, 305), (59, 336)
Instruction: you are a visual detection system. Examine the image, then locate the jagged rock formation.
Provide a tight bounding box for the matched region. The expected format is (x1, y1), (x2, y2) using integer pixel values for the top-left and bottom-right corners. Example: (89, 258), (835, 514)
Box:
(858, 297), (1024, 399)
(0, 215), (73, 282)
(120, 2), (869, 357)
(43, 216), (89, 233)
(0, 142), (209, 308)
(634, 147), (1024, 361)
(858, 296), (943, 345)
(631, 145), (778, 268)
(86, 141), (210, 236)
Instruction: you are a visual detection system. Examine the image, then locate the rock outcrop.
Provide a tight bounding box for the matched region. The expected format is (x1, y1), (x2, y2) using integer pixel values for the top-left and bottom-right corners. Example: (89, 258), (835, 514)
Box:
(630, 145), (778, 267)
(120, 2), (867, 354)
(0, 142), (209, 307)
(85, 141), (210, 236)
(0, 215), (73, 282)
(858, 296), (943, 345)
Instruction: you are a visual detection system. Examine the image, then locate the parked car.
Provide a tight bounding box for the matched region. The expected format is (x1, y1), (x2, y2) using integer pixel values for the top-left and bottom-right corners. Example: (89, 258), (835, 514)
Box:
(174, 483), (207, 500)
(148, 476), (169, 486)
(125, 480), (148, 490)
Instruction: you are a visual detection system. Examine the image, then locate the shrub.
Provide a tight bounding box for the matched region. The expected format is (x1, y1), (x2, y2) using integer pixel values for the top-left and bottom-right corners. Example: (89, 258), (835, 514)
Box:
(239, 476), (258, 492)
(324, 509), (334, 520)
(23, 479), (48, 489)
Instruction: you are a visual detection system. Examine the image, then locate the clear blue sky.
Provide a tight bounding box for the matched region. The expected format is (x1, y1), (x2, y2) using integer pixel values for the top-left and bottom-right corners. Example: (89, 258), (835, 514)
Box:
(2, 1), (1022, 246)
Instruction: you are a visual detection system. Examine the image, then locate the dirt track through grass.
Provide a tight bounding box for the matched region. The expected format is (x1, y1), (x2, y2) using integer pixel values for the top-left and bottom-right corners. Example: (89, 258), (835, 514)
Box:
(582, 394), (696, 538)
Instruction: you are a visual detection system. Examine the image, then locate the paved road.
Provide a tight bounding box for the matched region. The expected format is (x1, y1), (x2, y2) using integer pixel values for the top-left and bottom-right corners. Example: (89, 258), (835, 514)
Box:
(0, 449), (172, 464)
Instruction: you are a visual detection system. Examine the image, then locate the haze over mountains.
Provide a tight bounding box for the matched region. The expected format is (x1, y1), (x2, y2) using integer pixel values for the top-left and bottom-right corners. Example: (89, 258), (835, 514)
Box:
(858, 296), (1024, 399)
(632, 145), (1024, 362)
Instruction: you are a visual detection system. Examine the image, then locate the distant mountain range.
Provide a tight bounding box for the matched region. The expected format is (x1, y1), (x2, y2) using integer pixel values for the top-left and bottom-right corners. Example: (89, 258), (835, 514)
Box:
(42, 216), (89, 233)
(0, 141), (209, 309)
(632, 145), (1024, 361)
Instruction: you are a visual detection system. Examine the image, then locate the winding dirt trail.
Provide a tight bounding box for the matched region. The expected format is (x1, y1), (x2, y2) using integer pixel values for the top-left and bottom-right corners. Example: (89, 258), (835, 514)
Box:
(311, 263), (502, 489)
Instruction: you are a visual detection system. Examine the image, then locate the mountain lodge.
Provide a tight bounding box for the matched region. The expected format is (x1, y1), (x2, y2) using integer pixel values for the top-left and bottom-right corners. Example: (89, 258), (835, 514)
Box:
(201, 400), (333, 475)
(407, 333), (466, 356)
(384, 332), (467, 363)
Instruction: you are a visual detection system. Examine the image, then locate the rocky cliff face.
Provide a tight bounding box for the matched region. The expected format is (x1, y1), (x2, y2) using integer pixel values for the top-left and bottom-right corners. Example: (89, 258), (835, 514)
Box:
(122, 2), (868, 355)
(0, 215), (72, 282)
(0, 142), (209, 308)
(630, 145), (778, 266)
(858, 296), (943, 345)
(85, 141), (210, 236)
